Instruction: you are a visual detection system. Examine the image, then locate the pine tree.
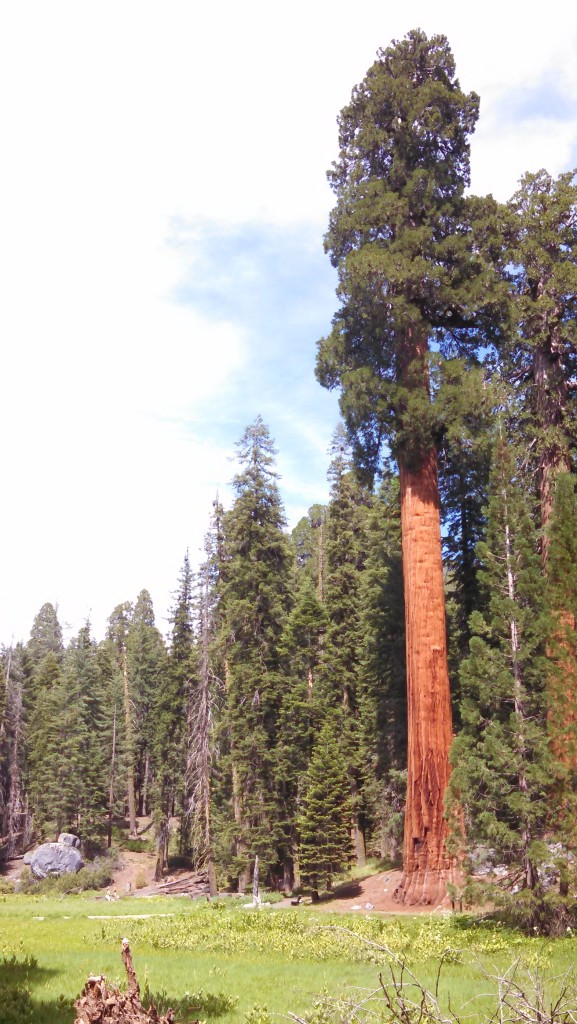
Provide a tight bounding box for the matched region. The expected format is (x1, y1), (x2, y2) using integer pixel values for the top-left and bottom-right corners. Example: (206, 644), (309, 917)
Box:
(544, 473), (577, 821)
(359, 475), (406, 861)
(277, 572), (327, 889)
(186, 511), (222, 896)
(0, 645), (29, 856)
(219, 417), (293, 890)
(317, 426), (372, 866)
(507, 169), (577, 555)
(27, 603), (64, 666)
(127, 590), (167, 818)
(316, 29), (506, 904)
(62, 622), (112, 846)
(107, 602), (139, 838)
(449, 429), (550, 890)
(152, 554), (194, 877)
(298, 721), (352, 901)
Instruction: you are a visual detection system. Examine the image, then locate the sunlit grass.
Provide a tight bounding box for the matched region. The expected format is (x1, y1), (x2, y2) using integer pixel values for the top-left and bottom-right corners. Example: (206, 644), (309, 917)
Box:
(1, 894), (577, 1024)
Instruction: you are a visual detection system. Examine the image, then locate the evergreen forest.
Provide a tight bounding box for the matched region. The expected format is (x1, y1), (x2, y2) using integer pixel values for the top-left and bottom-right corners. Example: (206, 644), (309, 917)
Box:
(2, 29), (577, 929)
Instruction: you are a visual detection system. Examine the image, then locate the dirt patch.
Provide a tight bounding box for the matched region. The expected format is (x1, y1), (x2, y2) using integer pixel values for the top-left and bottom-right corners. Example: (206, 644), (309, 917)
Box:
(277, 870), (452, 914)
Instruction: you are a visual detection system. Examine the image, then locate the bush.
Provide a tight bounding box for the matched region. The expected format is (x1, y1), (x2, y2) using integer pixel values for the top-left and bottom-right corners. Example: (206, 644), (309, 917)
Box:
(134, 868), (147, 890)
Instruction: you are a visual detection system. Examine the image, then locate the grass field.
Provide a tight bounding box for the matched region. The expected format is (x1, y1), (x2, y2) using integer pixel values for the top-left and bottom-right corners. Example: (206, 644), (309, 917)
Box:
(1, 894), (577, 1024)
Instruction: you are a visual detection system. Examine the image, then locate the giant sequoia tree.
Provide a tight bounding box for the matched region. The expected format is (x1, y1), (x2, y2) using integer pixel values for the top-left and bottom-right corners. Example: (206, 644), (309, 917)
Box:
(316, 29), (504, 903)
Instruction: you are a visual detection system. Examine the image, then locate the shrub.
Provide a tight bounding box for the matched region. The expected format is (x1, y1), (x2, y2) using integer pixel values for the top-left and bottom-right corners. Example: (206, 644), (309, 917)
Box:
(135, 868), (147, 890)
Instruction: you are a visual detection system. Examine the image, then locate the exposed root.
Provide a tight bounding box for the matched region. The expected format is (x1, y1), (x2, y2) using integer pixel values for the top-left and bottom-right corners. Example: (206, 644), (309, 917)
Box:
(74, 938), (177, 1023)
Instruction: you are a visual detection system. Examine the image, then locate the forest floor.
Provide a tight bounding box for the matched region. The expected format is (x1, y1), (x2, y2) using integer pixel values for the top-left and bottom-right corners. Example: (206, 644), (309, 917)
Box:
(3, 854), (447, 913)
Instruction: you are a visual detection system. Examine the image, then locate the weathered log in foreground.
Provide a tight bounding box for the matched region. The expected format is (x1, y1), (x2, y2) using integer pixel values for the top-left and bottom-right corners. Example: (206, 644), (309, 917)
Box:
(74, 939), (177, 1023)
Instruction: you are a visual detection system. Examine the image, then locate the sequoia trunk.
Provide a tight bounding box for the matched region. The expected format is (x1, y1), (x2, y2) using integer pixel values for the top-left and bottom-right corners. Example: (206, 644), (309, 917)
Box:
(394, 447), (455, 905)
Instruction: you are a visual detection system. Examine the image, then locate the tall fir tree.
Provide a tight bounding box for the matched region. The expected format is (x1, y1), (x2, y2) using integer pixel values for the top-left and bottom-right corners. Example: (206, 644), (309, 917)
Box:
(219, 417), (293, 890)
(317, 426), (372, 866)
(507, 168), (577, 554)
(152, 553), (194, 877)
(544, 473), (577, 826)
(449, 429), (551, 890)
(107, 602), (139, 838)
(127, 590), (167, 818)
(298, 720), (353, 901)
(359, 475), (406, 861)
(186, 509), (223, 896)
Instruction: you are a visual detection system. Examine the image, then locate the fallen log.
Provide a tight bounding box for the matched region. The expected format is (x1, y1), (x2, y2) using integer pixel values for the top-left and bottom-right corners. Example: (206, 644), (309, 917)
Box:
(74, 938), (176, 1023)
(155, 871), (210, 896)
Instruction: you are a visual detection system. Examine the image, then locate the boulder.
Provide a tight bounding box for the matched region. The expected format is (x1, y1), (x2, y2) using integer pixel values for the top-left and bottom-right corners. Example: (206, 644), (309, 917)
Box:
(58, 833), (81, 849)
(30, 842), (84, 879)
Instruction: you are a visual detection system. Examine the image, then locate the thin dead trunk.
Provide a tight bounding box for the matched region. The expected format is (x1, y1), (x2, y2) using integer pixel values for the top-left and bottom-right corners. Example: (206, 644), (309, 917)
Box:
(107, 704), (117, 850)
(225, 658), (249, 892)
(504, 506), (536, 888)
(317, 519), (324, 602)
(141, 751), (149, 818)
(350, 776), (366, 866)
(395, 447), (455, 905)
(534, 341), (570, 566)
(154, 814), (170, 881)
(122, 650), (138, 838)
(185, 562), (218, 895)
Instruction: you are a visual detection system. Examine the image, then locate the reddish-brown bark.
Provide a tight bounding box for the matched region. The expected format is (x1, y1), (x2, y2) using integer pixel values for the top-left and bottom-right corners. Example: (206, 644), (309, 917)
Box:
(394, 448), (456, 905)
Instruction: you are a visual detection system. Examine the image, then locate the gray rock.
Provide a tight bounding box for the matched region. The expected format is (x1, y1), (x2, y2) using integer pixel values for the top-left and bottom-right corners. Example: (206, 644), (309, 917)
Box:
(23, 851), (33, 865)
(468, 847), (497, 876)
(30, 843), (84, 879)
(58, 833), (81, 849)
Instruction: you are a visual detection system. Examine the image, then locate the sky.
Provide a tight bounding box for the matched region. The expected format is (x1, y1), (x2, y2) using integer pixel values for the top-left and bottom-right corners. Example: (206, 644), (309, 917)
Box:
(1, 0), (576, 647)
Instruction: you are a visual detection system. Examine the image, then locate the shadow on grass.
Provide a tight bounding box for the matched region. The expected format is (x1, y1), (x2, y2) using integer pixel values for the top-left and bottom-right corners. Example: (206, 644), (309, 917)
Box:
(0, 957), (73, 1024)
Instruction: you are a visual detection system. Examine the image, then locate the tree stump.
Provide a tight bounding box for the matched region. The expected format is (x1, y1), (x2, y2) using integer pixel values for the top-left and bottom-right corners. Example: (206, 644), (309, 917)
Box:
(74, 939), (176, 1023)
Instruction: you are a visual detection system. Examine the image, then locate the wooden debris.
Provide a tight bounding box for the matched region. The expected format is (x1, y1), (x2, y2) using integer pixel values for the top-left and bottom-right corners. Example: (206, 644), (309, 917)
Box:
(74, 938), (176, 1023)
(155, 870), (210, 897)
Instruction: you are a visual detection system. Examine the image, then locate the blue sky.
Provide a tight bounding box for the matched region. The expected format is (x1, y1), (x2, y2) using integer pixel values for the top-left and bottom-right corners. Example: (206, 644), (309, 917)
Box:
(1, 0), (576, 645)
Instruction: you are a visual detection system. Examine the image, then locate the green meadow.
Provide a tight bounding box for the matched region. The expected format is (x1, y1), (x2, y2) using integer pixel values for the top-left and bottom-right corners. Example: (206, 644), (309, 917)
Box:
(2, 895), (577, 1024)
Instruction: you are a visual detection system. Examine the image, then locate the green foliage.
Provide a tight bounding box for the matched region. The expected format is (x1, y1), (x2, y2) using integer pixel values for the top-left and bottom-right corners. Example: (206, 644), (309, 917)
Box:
(143, 978), (237, 1021)
(449, 427), (551, 883)
(218, 417), (294, 883)
(316, 29), (506, 472)
(298, 721), (353, 895)
(0, 953), (38, 1024)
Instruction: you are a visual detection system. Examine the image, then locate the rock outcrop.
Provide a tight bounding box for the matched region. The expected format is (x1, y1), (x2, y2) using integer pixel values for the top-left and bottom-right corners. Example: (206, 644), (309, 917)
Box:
(30, 842), (83, 879)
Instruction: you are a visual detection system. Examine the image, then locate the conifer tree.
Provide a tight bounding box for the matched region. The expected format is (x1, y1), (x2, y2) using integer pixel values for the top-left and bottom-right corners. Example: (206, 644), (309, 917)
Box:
(219, 417), (293, 890)
(277, 572), (327, 888)
(27, 603), (64, 665)
(186, 512), (222, 896)
(544, 473), (577, 821)
(318, 426), (371, 866)
(298, 720), (352, 901)
(507, 169), (577, 554)
(0, 645), (29, 855)
(27, 651), (77, 837)
(316, 29), (506, 903)
(359, 476), (406, 861)
(449, 430), (550, 890)
(107, 603), (138, 838)
(127, 590), (167, 817)
(152, 553), (194, 877)
(62, 622), (113, 845)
